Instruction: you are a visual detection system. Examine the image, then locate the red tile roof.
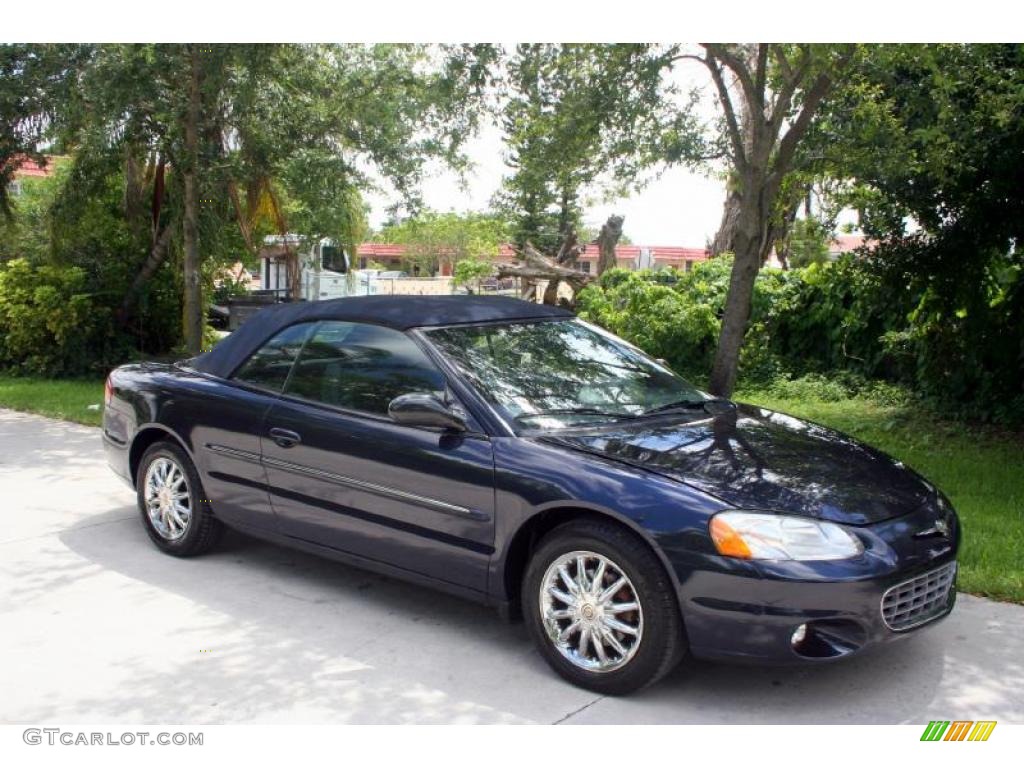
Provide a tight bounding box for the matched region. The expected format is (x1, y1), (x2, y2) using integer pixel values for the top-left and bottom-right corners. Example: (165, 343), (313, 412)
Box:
(830, 234), (873, 253)
(7, 155), (63, 178)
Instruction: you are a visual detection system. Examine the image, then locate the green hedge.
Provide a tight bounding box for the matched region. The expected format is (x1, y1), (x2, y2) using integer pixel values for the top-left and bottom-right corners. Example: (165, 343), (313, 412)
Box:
(0, 259), (130, 376)
(577, 255), (1024, 425)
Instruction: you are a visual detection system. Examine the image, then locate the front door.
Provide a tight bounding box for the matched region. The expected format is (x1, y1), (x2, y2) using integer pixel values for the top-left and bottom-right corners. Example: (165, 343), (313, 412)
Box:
(260, 320), (496, 593)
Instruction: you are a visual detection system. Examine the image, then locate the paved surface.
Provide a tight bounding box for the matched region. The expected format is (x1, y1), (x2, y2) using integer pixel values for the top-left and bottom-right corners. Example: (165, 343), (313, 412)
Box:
(1, 407), (1022, 725)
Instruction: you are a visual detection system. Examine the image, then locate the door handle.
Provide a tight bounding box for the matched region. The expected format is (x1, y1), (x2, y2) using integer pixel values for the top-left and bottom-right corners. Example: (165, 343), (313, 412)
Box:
(269, 427), (301, 448)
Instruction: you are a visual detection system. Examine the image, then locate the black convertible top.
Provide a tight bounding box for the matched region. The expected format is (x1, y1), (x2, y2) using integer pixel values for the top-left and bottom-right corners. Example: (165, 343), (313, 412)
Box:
(190, 294), (572, 379)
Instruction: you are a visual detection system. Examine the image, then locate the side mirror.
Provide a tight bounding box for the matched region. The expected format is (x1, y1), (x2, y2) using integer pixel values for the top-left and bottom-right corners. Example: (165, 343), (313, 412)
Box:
(388, 392), (467, 432)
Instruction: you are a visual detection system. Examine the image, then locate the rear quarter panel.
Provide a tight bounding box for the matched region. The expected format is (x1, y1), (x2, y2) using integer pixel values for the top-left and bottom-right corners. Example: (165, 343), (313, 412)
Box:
(105, 363), (280, 532)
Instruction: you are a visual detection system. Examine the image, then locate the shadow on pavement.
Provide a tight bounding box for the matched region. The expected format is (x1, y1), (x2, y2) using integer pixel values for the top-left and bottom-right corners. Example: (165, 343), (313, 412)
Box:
(32, 504), (1020, 724)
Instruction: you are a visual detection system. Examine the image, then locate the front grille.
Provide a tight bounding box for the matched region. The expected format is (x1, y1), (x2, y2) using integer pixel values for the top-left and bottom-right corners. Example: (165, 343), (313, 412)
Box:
(881, 561), (957, 631)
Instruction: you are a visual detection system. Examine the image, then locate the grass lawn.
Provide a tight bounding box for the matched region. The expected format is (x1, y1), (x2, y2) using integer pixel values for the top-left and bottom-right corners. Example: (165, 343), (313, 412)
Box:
(0, 375), (105, 427)
(0, 374), (1020, 603)
(739, 388), (1024, 604)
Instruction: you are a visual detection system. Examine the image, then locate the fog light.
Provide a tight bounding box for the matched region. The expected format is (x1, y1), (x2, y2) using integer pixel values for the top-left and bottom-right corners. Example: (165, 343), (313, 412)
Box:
(791, 623), (808, 646)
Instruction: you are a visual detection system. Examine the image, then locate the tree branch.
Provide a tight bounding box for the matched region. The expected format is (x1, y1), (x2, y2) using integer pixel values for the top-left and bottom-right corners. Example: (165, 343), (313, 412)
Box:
(701, 53), (747, 170)
(754, 44), (768, 104)
(770, 71), (835, 192)
(771, 44), (793, 82)
(767, 45), (813, 143)
(702, 43), (760, 110)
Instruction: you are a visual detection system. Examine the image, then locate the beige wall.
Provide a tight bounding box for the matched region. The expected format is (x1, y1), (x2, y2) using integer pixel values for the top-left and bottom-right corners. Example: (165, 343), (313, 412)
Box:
(373, 277), (454, 296)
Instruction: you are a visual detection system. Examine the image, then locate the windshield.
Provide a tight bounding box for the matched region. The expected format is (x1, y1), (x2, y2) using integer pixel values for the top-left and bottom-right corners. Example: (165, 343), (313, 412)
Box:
(424, 318), (708, 430)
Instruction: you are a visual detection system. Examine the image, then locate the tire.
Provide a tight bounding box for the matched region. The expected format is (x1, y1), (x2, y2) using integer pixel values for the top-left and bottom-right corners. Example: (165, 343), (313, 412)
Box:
(136, 440), (222, 557)
(523, 519), (686, 695)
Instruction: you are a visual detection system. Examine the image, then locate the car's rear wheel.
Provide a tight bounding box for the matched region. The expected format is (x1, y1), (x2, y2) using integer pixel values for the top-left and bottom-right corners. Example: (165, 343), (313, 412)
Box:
(136, 441), (221, 556)
(523, 520), (686, 695)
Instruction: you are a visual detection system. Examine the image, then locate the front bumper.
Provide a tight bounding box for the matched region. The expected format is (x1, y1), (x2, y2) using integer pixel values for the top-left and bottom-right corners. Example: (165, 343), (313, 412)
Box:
(681, 559), (957, 663)
(671, 504), (960, 663)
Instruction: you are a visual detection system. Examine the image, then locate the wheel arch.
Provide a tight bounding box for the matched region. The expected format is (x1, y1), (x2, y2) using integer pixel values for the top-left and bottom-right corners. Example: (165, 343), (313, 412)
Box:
(128, 425), (193, 488)
(498, 502), (685, 622)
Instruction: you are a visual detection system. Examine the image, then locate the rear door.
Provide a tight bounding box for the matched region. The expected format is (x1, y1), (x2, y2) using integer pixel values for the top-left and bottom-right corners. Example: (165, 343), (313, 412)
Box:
(261, 321), (496, 593)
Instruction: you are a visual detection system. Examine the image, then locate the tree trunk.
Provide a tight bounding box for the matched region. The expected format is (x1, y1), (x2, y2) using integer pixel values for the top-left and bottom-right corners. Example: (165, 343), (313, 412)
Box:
(708, 201), (763, 396)
(596, 214), (624, 275)
(120, 224), (175, 324)
(710, 187), (742, 256)
(497, 239), (593, 306)
(698, 43), (847, 397)
(286, 245), (301, 300)
(182, 45), (203, 355)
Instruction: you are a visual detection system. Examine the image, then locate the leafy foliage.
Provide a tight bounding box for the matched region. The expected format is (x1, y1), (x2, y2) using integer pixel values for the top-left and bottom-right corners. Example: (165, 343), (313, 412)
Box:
(0, 44), (91, 218)
(577, 261), (728, 383)
(496, 44), (702, 252)
(376, 210), (509, 274)
(0, 258), (130, 375)
(578, 256), (1024, 424)
(452, 258), (494, 290)
(785, 217), (830, 268)
(806, 44), (1024, 422)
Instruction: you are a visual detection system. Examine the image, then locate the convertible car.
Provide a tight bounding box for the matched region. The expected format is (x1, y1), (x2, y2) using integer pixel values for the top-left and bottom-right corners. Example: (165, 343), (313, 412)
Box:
(102, 295), (959, 694)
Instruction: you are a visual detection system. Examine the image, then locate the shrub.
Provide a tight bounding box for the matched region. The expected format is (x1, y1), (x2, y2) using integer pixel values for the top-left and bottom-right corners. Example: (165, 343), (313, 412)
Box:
(0, 259), (129, 375)
(578, 266), (721, 383)
(576, 253), (1024, 425)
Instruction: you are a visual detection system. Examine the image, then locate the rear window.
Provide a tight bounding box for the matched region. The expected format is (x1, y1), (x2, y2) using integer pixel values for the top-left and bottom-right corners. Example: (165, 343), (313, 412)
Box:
(232, 323), (314, 392)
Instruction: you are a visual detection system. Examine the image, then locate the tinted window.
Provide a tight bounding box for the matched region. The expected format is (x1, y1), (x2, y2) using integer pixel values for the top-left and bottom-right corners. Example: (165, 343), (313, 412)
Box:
(284, 321), (446, 415)
(233, 323), (314, 392)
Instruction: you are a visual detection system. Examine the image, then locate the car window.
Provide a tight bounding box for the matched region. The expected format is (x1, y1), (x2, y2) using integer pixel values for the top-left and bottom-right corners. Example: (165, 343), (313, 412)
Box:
(284, 321), (446, 415)
(232, 322), (315, 392)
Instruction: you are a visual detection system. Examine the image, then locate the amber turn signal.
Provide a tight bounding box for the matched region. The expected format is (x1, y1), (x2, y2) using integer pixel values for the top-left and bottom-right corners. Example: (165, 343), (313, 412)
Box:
(710, 516), (753, 558)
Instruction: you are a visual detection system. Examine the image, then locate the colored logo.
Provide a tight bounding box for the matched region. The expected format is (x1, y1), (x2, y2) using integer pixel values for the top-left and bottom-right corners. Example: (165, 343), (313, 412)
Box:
(920, 720), (996, 741)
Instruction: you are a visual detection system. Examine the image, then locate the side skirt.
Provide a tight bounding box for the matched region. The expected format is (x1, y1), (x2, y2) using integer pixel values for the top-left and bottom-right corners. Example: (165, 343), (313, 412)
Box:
(220, 518), (499, 611)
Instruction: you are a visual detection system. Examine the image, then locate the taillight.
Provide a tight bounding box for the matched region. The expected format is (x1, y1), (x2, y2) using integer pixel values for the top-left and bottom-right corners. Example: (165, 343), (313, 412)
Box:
(104, 376), (114, 406)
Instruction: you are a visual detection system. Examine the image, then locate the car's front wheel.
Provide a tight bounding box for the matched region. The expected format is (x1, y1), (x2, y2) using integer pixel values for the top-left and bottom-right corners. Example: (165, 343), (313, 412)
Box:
(136, 441), (221, 556)
(523, 520), (686, 695)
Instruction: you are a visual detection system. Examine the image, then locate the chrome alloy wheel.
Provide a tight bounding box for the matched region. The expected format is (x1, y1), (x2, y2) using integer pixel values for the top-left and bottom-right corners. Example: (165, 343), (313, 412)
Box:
(539, 550), (644, 673)
(144, 457), (192, 541)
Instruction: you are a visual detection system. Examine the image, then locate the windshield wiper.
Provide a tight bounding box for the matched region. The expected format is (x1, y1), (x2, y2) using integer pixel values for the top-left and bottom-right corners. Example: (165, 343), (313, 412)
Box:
(641, 397), (732, 417)
(513, 408), (637, 425)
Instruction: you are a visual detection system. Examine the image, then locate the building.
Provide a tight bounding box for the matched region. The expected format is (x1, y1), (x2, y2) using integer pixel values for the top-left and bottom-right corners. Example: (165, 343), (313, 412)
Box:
(5, 155), (62, 198)
(355, 242), (709, 275)
(260, 237), (710, 303)
(829, 233), (871, 259)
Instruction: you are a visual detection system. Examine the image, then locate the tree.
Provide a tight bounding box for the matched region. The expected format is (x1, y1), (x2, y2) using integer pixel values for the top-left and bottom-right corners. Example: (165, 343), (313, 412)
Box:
(806, 44), (1024, 416)
(452, 258), (493, 293)
(688, 44), (854, 396)
(16, 43), (489, 354)
(497, 44), (701, 253)
(376, 210), (508, 275)
(0, 45), (89, 219)
(785, 216), (830, 268)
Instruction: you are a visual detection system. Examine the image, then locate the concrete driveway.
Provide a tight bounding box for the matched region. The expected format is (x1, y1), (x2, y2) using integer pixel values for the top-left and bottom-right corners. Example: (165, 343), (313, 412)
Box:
(1, 408), (1022, 724)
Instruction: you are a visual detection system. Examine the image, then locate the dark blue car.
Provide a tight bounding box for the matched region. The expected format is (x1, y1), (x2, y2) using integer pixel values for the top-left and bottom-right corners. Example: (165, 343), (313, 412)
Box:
(102, 295), (960, 694)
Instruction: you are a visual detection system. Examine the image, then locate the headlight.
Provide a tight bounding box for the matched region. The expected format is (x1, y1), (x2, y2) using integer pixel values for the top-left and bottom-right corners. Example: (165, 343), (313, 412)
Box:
(709, 511), (863, 561)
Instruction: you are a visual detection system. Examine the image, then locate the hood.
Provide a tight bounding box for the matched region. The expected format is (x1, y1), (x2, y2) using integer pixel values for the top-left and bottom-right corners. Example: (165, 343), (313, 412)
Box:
(541, 403), (933, 525)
